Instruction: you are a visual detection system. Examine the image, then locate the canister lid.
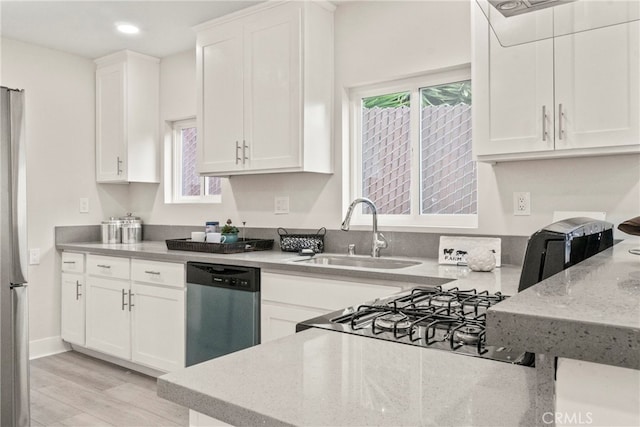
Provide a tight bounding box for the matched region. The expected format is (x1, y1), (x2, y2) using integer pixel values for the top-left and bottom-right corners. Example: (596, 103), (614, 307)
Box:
(120, 212), (142, 224)
(102, 217), (123, 225)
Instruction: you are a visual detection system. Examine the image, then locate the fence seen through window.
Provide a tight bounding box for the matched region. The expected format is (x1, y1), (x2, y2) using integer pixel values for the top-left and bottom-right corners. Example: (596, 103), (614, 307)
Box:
(360, 80), (476, 217)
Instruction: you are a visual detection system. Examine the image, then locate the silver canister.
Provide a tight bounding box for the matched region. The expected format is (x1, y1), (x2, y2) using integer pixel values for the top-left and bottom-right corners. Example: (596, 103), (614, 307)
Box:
(120, 213), (143, 243)
(101, 218), (122, 243)
(121, 223), (143, 244)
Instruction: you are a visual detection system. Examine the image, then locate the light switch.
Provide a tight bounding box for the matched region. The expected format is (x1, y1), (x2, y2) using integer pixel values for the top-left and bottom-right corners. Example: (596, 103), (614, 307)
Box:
(274, 196), (290, 214)
(79, 198), (89, 213)
(29, 248), (40, 265)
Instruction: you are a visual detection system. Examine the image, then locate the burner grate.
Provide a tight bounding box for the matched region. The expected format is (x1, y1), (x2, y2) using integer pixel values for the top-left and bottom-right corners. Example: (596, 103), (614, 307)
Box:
(339, 286), (508, 357)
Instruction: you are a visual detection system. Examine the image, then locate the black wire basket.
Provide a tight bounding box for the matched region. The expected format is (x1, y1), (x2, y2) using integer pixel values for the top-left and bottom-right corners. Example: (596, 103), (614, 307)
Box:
(277, 227), (326, 253)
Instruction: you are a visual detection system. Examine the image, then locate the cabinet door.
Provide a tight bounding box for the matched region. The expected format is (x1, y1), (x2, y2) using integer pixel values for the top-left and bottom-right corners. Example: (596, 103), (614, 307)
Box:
(197, 22), (244, 174)
(96, 62), (127, 182)
(243, 3), (302, 171)
(131, 283), (185, 372)
(261, 302), (328, 344)
(85, 277), (131, 359)
(260, 272), (402, 343)
(61, 273), (85, 346)
(555, 21), (639, 150)
(474, 2), (554, 157)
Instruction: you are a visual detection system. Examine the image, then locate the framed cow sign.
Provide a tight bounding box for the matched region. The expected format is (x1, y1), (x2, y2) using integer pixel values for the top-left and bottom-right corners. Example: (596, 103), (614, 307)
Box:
(438, 236), (502, 267)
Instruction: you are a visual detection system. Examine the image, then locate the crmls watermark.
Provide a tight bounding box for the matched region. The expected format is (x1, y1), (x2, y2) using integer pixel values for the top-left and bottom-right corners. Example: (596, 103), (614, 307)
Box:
(542, 411), (594, 425)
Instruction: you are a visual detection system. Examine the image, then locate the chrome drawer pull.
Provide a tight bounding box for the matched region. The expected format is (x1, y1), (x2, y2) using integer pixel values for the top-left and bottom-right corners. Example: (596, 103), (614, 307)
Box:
(144, 270), (161, 275)
(121, 289), (127, 310)
(542, 105), (548, 141)
(242, 140), (248, 164)
(76, 280), (82, 300)
(63, 261), (76, 264)
(128, 290), (134, 312)
(97, 264), (111, 269)
(558, 103), (565, 140)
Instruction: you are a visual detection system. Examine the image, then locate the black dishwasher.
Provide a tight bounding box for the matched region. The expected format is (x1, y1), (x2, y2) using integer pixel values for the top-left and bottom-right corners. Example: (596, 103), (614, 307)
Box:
(186, 262), (260, 366)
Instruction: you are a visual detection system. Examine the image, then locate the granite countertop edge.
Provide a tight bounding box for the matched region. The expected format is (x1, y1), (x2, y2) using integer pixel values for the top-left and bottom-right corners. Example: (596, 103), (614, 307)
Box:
(486, 240), (640, 371)
(58, 240), (640, 369)
(157, 329), (540, 427)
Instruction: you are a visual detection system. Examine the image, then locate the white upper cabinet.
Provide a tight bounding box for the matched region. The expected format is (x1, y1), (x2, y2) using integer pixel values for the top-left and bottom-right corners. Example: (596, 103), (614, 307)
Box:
(195, 0), (334, 176)
(473, 3), (640, 162)
(95, 50), (160, 183)
(554, 22), (639, 150)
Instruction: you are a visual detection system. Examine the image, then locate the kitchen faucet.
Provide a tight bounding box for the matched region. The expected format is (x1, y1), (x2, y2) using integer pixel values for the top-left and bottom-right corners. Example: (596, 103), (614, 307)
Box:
(341, 198), (388, 257)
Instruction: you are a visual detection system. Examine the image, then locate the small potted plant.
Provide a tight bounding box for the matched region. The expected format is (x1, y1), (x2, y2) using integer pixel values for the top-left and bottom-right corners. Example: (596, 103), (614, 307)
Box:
(220, 219), (239, 243)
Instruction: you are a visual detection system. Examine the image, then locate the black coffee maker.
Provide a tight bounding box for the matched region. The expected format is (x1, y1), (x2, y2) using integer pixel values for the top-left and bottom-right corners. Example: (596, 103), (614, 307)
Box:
(518, 217), (614, 292)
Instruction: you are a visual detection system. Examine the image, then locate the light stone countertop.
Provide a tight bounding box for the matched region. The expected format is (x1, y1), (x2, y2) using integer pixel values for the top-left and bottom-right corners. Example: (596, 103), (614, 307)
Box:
(487, 239), (640, 370)
(56, 241), (523, 295)
(158, 328), (540, 427)
(61, 238), (640, 424)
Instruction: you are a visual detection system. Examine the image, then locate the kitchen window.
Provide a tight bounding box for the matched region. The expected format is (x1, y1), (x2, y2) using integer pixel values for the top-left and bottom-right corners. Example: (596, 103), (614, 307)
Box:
(169, 119), (222, 203)
(348, 66), (477, 228)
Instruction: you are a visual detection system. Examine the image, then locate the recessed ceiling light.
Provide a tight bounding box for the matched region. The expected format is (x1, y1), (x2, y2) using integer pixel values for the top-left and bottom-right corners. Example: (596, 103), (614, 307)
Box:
(116, 24), (140, 35)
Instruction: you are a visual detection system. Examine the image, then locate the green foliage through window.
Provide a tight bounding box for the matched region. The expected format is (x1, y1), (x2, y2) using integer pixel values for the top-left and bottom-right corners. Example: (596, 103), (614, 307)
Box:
(363, 81), (471, 108)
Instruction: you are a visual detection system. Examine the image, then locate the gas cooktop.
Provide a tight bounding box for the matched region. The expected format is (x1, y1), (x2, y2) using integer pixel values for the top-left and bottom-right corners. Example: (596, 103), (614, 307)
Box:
(297, 286), (534, 366)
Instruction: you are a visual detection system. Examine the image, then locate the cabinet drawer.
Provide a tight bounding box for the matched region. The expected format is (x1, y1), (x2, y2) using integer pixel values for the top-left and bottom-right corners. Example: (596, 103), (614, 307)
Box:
(262, 272), (401, 311)
(61, 252), (85, 273)
(131, 259), (184, 288)
(87, 254), (130, 280)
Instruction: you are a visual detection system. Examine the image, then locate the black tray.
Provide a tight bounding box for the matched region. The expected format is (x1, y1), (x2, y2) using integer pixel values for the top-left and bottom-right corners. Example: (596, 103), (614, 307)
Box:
(165, 238), (274, 254)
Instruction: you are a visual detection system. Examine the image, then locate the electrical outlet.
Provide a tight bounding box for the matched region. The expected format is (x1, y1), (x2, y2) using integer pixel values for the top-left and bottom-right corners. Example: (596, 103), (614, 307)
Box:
(513, 192), (531, 216)
(29, 248), (40, 265)
(274, 196), (290, 214)
(79, 198), (89, 213)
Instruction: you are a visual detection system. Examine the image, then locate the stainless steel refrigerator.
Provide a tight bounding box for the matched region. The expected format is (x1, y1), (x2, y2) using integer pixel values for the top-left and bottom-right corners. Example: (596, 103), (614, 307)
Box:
(0, 86), (30, 426)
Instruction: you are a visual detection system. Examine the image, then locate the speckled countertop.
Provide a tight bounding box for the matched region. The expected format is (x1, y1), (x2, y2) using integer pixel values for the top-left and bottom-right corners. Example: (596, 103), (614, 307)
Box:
(60, 238), (640, 424)
(56, 241), (523, 294)
(158, 328), (540, 427)
(487, 239), (640, 370)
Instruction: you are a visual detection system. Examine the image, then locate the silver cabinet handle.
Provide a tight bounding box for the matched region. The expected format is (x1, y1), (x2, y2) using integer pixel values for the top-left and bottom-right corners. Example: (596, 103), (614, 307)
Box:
(144, 270), (161, 275)
(121, 289), (127, 311)
(117, 156), (123, 175)
(75, 280), (82, 300)
(128, 290), (134, 312)
(542, 105), (548, 141)
(242, 140), (248, 164)
(235, 141), (241, 165)
(558, 104), (564, 140)
(97, 264), (111, 269)
(63, 261), (76, 264)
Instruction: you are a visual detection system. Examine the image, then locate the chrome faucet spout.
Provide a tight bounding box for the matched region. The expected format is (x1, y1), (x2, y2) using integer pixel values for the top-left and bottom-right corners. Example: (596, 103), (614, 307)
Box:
(341, 198), (387, 257)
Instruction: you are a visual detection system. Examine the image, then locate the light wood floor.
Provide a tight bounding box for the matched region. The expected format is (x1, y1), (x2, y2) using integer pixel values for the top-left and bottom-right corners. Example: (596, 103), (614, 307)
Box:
(30, 351), (188, 427)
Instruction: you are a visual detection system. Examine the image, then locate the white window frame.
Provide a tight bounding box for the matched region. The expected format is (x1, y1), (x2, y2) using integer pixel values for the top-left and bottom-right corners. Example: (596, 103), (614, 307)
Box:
(168, 118), (222, 204)
(347, 65), (477, 228)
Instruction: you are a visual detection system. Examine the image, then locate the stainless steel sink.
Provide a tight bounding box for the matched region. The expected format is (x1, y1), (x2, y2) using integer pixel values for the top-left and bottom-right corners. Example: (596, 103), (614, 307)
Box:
(294, 255), (421, 270)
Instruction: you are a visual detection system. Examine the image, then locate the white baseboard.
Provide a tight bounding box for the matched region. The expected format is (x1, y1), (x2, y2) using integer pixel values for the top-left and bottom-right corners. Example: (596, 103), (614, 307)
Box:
(29, 336), (70, 360)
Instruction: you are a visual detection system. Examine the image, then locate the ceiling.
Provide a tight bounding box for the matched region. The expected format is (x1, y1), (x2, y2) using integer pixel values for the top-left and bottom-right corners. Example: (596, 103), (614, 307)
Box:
(0, 1), (263, 59)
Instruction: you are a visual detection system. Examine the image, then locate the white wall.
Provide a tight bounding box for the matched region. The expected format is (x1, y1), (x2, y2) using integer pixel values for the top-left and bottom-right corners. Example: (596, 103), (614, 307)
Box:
(1, 38), (128, 355)
(129, 0), (473, 230)
(2, 0), (638, 355)
(130, 0), (638, 239)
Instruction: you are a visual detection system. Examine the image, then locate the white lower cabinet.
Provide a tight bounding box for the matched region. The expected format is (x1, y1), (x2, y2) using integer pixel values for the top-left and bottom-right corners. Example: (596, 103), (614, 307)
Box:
(261, 302), (328, 343)
(77, 254), (185, 373)
(189, 410), (231, 427)
(61, 252), (86, 346)
(131, 282), (185, 372)
(85, 276), (131, 359)
(261, 271), (402, 343)
(61, 273), (86, 346)
(555, 358), (640, 426)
